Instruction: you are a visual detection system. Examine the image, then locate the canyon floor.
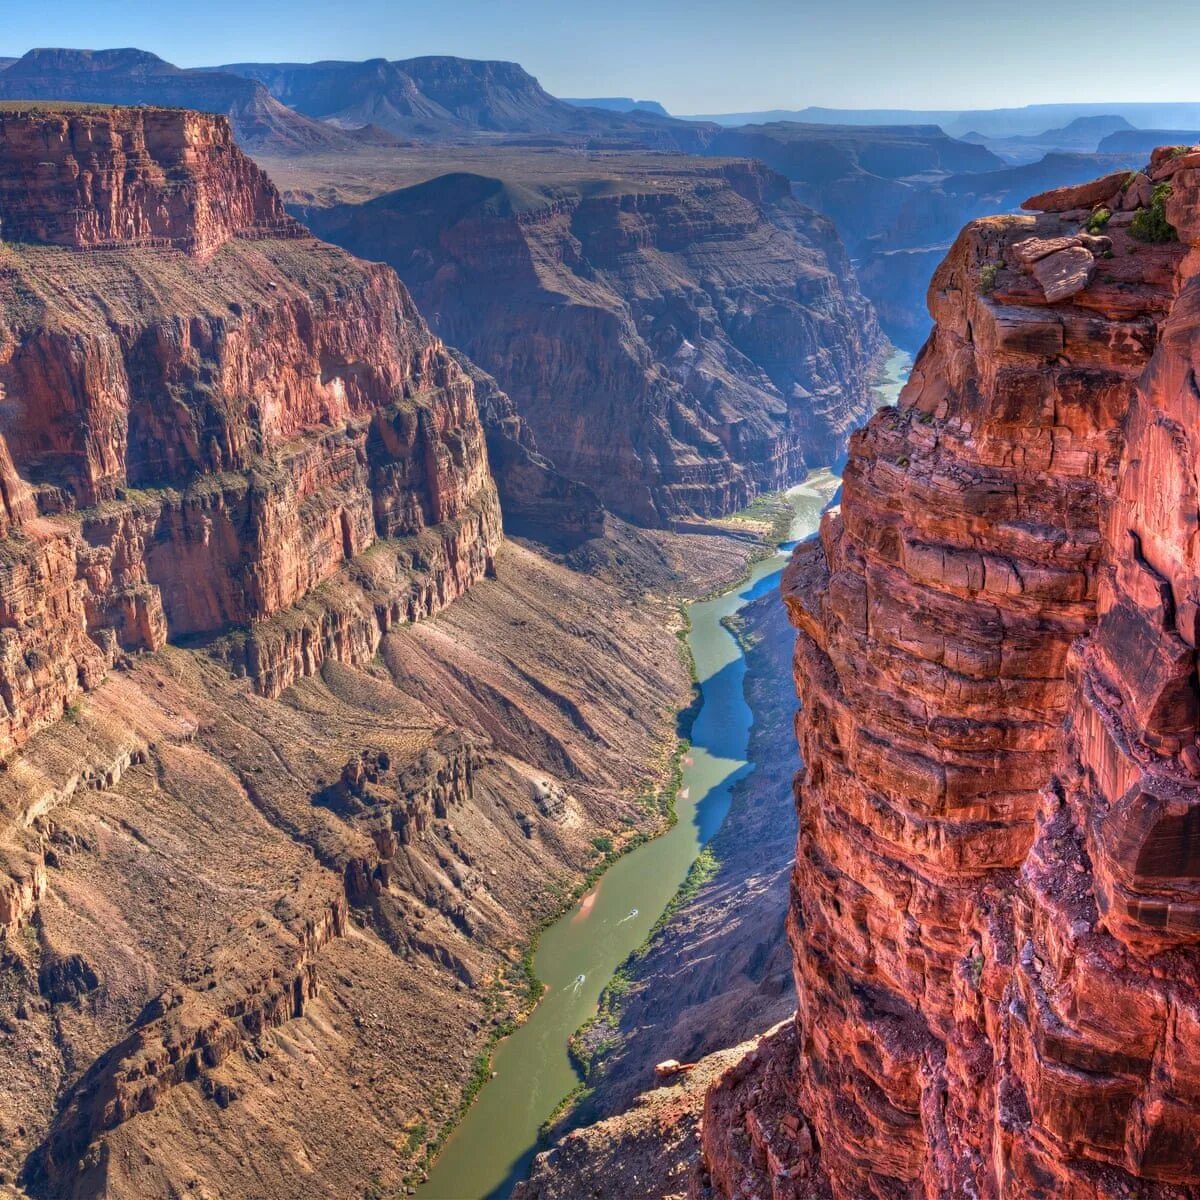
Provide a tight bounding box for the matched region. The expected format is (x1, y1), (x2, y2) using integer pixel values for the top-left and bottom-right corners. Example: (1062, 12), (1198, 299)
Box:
(562, 585), (799, 1128)
(0, 518), (764, 1200)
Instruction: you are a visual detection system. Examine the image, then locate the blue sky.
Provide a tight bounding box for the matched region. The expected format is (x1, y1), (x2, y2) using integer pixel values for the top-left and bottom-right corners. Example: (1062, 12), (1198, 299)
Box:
(3, 0), (1198, 114)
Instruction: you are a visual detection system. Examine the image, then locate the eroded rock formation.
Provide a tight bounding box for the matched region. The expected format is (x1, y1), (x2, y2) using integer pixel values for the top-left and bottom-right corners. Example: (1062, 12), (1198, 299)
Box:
(300, 155), (884, 524)
(0, 105), (501, 757)
(700, 147), (1200, 1198)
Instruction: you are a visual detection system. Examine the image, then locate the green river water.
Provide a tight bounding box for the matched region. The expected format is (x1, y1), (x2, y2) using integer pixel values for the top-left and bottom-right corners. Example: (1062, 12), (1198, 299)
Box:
(418, 349), (911, 1200)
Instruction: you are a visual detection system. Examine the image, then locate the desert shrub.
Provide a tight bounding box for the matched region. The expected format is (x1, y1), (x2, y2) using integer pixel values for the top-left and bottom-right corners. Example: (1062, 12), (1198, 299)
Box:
(1085, 207), (1111, 233)
(979, 262), (1001, 294)
(1130, 183), (1177, 243)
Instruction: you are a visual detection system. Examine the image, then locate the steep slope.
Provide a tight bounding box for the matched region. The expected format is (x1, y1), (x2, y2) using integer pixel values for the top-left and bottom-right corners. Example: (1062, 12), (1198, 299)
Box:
(0, 103), (739, 1200)
(0, 48), (353, 153)
(700, 148), (1200, 1198)
(299, 152), (885, 524)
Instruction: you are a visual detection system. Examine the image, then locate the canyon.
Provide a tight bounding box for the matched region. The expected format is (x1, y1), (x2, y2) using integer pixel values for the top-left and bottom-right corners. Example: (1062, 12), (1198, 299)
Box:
(7, 41), (1200, 1200)
(0, 102), (774, 1200)
(295, 152), (884, 523)
(0, 46), (1157, 362)
(519, 147), (1200, 1200)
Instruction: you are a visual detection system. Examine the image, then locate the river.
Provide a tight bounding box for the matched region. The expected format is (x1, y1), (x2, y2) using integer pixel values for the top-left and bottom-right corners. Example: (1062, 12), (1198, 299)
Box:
(417, 349), (911, 1200)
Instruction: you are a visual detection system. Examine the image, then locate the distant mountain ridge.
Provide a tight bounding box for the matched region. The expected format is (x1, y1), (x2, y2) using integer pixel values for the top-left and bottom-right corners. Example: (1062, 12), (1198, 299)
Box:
(0, 47), (355, 152)
(686, 101), (1200, 139)
(1099, 127), (1200, 155)
(562, 97), (670, 116)
(215, 56), (693, 142)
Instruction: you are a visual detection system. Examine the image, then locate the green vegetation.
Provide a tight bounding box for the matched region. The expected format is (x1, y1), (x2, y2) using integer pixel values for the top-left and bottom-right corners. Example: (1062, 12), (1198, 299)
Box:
(1085, 207), (1111, 234)
(965, 952), (985, 990)
(978, 262), (1001, 294)
(1130, 183), (1177, 244)
(402, 1122), (428, 1154)
(590, 834), (614, 855)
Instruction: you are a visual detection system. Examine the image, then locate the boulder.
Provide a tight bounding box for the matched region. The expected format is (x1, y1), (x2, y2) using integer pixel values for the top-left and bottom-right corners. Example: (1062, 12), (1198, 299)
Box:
(1021, 169), (1131, 213)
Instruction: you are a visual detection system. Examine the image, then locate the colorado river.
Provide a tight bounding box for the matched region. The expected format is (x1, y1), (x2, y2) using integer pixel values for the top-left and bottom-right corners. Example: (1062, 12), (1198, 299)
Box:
(418, 469), (841, 1200)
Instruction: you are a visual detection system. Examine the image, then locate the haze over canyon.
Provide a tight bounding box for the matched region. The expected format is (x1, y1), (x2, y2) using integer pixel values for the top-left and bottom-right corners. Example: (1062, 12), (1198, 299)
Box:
(0, 16), (1199, 1200)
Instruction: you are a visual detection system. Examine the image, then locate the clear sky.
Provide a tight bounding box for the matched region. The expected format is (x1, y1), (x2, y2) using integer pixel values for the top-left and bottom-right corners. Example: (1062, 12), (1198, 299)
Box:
(2, 0), (1198, 115)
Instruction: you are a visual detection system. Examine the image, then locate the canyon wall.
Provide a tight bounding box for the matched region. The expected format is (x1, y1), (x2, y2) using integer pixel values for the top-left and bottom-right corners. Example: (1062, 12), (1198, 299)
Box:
(697, 150), (1200, 1198)
(301, 155), (885, 525)
(0, 104), (723, 1199)
(0, 105), (502, 757)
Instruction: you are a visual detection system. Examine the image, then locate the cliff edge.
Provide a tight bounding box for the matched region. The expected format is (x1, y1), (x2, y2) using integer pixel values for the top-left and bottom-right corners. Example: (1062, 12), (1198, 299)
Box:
(707, 147), (1200, 1198)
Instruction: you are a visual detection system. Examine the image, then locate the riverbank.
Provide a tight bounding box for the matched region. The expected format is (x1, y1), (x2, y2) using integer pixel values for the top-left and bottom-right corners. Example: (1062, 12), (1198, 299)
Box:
(416, 478), (835, 1200)
(410, 518), (777, 1197)
(543, 475), (839, 1142)
(558, 580), (803, 1131)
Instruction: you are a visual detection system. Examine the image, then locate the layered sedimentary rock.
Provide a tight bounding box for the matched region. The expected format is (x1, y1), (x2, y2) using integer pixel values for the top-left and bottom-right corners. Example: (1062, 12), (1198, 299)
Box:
(0, 104), (738, 1200)
(717, 149), (1200, 1198)
(0, 104), (303, 253)
(0, 105), (501, 758)
(300, 153), (884, 524)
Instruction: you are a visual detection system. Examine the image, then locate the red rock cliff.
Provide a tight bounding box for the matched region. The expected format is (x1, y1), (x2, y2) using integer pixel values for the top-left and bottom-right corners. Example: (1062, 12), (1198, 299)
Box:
(0, 105), (302, 254)
(0, 106), (500, 760)
(697, 150), (1200, 1198)
(301, 155), (884, 525)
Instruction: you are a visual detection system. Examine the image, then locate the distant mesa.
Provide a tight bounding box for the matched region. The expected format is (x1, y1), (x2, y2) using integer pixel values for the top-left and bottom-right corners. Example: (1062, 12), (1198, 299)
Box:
(562, 97), (670, 117)
(1099, 126), (1200, 155)
(215, 56), (694, 143)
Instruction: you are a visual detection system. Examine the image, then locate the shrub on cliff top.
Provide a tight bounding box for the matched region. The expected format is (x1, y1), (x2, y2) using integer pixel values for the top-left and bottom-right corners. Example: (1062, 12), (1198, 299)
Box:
(1130, 183), (1177, 243)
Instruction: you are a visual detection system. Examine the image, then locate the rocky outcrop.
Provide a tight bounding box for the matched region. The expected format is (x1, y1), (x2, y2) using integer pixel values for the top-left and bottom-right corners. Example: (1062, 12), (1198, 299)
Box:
(301, 155), (884, 525)
(705, 148), (1200, 1198)
(0, 105), (303, 253)
(0, 105), (500, 754)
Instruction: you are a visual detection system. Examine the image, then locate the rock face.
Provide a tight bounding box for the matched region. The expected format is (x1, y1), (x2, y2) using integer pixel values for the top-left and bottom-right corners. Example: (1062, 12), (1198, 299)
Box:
(0, 105), (303, 253)
(301, 155), (884, 524)
(702, 150), (1200, 1198)
(0, 105), (501, 758)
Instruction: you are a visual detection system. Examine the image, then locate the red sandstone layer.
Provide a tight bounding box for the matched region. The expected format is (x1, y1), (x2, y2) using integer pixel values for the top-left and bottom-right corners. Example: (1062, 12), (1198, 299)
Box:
(0, 106), (500, 759)
(0, 106), (303, 255)
(699, 149), (1200, 1198)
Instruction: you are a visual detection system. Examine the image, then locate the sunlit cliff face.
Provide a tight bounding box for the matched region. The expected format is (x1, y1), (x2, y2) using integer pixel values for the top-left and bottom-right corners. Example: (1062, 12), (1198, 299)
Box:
(725, 147), (1200, 1199)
